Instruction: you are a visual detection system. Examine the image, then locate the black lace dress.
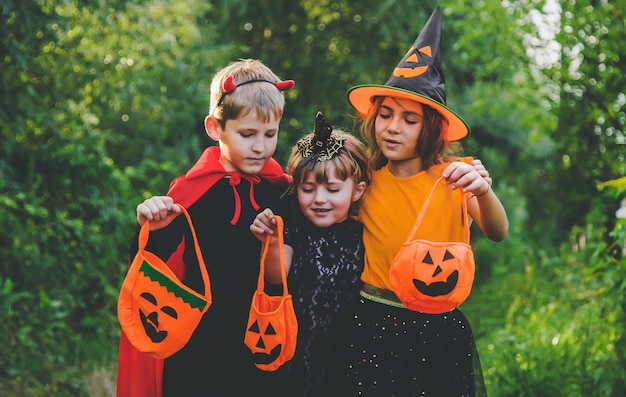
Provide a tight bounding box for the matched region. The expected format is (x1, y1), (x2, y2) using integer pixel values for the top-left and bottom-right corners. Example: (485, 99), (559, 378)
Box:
(280, 216), (364, 397)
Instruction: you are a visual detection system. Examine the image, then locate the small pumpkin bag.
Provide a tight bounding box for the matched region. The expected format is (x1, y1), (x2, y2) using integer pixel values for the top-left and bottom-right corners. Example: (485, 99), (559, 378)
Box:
(117, 205), (212, 359)
(389, 176), (475, 314)
(244, 215), (298, 371)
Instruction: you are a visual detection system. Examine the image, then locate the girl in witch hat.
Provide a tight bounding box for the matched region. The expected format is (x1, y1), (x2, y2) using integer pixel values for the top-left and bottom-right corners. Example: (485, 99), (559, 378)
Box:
(343, 7), (508, 396)
(251, 112), (369, 396)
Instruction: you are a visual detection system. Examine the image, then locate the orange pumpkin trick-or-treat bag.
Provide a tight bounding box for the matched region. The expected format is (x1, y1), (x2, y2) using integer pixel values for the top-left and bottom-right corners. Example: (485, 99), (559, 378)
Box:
(389, 176), (475, 314)
(117, 205), (212, 359)
(244, 215), (298, 371)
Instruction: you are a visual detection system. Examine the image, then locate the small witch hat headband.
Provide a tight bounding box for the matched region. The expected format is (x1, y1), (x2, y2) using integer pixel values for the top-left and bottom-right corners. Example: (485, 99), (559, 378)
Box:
(296, 112), (346, 170)
(346, 7), (470, 141)
(217, 75), (295, 107)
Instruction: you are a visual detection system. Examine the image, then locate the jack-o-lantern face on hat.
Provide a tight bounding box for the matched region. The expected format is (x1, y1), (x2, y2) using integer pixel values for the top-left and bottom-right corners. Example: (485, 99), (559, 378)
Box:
(393, 45), (432, 79)
(346, 7), (471, 142)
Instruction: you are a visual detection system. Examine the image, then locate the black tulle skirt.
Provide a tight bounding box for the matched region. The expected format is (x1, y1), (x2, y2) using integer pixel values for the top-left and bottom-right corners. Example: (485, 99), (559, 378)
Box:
(343, 295), (487, 397)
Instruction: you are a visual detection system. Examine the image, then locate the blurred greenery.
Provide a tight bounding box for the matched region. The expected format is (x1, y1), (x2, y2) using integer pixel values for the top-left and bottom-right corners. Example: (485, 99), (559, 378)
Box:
(1, 0), (624, 395)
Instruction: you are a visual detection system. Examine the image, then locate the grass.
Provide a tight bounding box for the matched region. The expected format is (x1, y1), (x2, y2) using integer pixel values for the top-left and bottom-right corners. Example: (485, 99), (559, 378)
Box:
(83, 366), (116, 397)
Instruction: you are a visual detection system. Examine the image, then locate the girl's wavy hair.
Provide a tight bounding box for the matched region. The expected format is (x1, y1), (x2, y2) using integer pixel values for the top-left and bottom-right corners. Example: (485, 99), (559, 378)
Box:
(358, 96), (462, 170)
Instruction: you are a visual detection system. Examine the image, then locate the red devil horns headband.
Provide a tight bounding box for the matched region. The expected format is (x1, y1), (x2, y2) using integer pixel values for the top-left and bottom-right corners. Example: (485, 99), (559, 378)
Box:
(218, 75), (295, 107)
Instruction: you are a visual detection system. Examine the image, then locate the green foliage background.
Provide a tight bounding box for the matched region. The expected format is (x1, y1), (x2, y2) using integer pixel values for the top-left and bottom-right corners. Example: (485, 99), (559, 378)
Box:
(1, 0), (625, 395)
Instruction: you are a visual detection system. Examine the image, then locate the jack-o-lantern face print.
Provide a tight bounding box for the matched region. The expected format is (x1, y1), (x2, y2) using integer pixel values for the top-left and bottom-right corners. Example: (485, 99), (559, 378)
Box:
(392, 45), (432, 79)
(138, 292), (178, 343)
(118, 206), (212, 359)
(412, 249), (458, 296)
(133, 261), (208, 344)
(246, 319), (283, 365)
(243, 288), (297, 371)
(389, 239), (475, 314)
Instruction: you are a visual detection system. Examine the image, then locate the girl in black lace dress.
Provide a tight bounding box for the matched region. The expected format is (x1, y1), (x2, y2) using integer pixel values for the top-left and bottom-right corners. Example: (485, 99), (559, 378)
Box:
(250, 112), (370, 396)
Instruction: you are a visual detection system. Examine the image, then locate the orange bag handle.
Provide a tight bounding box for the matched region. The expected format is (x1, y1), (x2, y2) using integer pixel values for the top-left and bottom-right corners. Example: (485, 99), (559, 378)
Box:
(404, 176), (470, 245)
(256, 215), (288, 295)
(137, 205), (211, 300)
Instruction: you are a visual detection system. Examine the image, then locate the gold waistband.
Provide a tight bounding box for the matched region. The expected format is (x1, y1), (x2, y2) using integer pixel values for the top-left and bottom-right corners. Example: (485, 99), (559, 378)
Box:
(360, 284), (405, 308)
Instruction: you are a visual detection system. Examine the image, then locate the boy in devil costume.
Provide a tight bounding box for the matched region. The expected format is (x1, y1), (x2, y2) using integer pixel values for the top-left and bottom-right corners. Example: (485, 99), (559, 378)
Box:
(116, 59), (294, 396)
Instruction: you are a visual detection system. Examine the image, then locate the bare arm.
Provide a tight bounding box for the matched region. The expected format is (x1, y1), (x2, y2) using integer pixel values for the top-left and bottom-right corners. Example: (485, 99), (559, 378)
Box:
(443, 162), (509, 242)
(250, 208), (293, 284)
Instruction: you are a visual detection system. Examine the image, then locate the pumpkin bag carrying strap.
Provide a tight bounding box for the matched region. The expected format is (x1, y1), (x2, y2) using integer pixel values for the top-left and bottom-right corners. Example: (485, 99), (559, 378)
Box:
(137, 205), (211, 300)
(404, 176), (470, 245)
(256, 215), (288, 294)
(244, 214), (297, 371)
(118, 204), (212, 361)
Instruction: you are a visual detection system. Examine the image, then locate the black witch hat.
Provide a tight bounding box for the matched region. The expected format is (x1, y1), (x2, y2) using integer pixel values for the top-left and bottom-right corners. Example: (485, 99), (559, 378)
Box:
(347, 7), (469, 141)
(296, 111), (345, 170)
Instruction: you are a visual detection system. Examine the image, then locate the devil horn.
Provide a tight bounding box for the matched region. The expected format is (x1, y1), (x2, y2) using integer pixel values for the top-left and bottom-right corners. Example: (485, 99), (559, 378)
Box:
(275, 80), (295, 92)
(223, 75), (237, 94)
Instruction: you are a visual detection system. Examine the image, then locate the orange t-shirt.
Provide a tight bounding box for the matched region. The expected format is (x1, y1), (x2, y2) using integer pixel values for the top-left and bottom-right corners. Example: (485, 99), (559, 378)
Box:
(357, 163), (467, 290)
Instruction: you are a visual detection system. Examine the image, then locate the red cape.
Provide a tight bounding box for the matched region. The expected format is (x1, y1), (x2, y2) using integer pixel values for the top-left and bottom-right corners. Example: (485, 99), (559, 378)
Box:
(116, 147), (290, 397)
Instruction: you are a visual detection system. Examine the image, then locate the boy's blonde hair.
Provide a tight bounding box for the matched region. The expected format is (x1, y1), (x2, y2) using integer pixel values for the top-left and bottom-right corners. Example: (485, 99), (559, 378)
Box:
(287, 131), (370, 217)
(209, 59), (287, 127)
